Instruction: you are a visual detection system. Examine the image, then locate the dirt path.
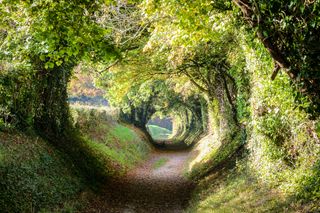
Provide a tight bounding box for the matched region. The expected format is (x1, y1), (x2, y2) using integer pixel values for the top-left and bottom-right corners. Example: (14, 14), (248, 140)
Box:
(85, 150), (195, 213)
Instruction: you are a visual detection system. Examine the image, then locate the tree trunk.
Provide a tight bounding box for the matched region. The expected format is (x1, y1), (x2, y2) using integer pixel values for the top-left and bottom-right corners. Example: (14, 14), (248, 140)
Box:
(207, 96), (220, 135)
(34, 65), (72, 139)
(221, 74), (238, 125)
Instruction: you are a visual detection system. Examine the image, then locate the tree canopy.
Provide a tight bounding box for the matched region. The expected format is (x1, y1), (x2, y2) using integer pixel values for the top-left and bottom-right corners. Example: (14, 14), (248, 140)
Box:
(1, 0), (320, 210)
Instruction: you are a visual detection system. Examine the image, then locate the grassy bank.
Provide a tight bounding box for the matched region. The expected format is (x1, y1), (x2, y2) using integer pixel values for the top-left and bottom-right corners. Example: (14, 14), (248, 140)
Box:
(0, 106), (152, 212)
(187, 132), (319, 212)
(187, 127), (245, 179)
(72, 106), (152, 176)
(187, 157), (293, 213)
(0, 131), (86, 212)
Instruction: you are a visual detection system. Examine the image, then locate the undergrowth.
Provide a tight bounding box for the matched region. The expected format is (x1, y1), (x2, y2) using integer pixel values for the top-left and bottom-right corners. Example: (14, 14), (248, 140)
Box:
(0, 106), (152, 212)
(187, 157), (294, 213)
(71, 106), (152, 176)
(0, 131), (86, 212)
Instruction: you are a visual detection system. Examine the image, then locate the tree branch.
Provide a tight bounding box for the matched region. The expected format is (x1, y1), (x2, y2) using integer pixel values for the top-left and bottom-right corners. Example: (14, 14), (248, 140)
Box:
(182, 69), (208, 94)
(271, 63), (281, 80)
(221, 74), (238, 124)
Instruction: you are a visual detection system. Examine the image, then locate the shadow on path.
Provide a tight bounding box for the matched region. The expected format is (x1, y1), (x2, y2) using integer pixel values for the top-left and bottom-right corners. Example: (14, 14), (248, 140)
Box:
(84, 150), (195, 213)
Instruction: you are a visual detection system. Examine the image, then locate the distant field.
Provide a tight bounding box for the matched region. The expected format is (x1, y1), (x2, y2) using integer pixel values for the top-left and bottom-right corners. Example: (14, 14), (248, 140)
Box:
(147, 124), (172, 140)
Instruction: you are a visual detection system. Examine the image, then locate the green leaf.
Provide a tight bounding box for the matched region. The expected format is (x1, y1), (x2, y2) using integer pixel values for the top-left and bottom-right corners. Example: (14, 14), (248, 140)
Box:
(263, 31), (268, 37)
(40, 55), (46, 61)
(45, 62), (54, 69)
(56, 60), (63, 66)
(49, 62), (54, 69)
(67, 49), (73, 56)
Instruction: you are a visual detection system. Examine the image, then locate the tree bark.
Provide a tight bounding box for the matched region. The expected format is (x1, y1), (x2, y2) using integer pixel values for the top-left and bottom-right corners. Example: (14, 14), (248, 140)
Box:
(34, 65), (73, 139)
(221, 74), (238, 125)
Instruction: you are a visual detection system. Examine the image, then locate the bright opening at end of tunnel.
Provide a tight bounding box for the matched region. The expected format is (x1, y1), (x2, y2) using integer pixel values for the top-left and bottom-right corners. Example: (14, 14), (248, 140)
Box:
(146, 116), (173, 141)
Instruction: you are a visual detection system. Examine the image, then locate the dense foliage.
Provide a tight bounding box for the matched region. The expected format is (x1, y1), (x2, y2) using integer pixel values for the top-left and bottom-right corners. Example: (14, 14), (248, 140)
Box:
(0, 0), (118, 136)
(1, 0), (320, 211)
(234, 0), (320, 114)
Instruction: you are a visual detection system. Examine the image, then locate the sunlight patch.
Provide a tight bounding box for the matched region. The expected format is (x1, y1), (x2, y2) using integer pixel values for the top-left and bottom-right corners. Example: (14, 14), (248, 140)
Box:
(188, 133), (221, 172)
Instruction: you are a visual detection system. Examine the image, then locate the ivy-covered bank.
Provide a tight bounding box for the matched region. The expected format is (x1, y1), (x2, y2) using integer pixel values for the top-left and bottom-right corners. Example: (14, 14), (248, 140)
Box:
(245, 41), (320, 206)
(186, 38), (320, 211)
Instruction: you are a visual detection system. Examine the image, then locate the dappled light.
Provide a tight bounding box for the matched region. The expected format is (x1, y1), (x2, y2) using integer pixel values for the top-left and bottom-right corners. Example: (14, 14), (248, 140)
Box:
(1, 0), (320, 212)
(188, 133), (219, 174)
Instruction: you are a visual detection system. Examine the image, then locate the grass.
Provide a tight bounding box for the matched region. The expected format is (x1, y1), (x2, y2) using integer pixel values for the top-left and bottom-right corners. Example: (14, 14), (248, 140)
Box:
(187, 131), (316, 213)
(0, 131), (86, 212)
(147, 124), (172, 140)
(186, 127), (307, 212)
(0, 106), (153, 212)
(71, 106), (152, 176)
(153, 157), (169, 169)
(187, 158), (295, 213)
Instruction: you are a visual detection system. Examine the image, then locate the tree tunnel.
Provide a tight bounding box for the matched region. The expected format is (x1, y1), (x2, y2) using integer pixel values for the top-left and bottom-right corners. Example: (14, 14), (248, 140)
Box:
(118, 89), (208, 150)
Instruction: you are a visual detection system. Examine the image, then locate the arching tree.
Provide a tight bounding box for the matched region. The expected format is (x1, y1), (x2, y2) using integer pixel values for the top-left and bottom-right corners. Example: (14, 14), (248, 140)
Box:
(0, 0), (119, 137)
(136, 0), (248, 135)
